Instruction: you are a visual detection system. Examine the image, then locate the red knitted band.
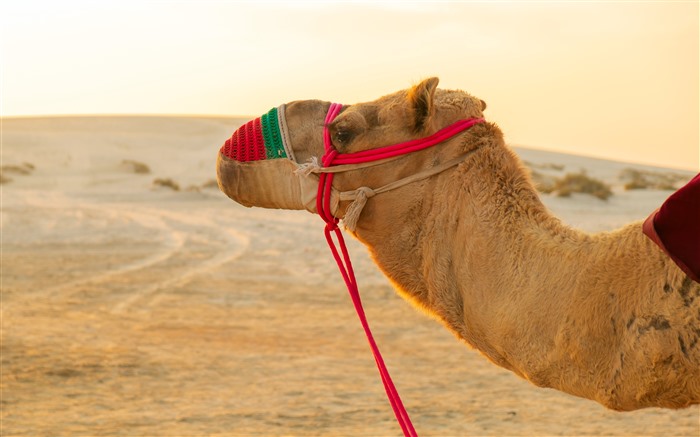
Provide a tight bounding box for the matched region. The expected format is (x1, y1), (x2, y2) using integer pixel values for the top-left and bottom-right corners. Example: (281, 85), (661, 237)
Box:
(220, 106), (288, 162)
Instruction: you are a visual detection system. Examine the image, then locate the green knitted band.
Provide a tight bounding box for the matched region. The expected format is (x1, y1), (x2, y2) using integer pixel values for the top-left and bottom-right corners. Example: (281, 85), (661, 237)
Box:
(261, 107), (287, 159)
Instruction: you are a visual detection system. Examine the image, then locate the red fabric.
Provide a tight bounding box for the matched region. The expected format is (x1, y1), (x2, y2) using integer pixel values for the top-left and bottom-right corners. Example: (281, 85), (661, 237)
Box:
(220, 117), (266, 162)
(643, 173), (700, 283)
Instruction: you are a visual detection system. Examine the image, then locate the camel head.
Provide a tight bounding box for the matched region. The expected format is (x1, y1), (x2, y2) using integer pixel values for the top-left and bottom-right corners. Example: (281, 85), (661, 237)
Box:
(216, 77), (487, 230)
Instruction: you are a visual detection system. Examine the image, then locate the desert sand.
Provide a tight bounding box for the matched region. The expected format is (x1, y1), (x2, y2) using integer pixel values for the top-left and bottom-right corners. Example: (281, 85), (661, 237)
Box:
(1, 116), (698, 436)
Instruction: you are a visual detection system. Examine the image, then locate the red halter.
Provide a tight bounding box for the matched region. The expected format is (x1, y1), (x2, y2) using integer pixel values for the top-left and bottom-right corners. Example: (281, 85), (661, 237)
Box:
(315, 103), (484, 437)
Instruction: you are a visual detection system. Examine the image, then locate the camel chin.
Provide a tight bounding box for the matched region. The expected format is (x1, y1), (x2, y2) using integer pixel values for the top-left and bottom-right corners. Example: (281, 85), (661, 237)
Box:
(217, 152), (316, 211)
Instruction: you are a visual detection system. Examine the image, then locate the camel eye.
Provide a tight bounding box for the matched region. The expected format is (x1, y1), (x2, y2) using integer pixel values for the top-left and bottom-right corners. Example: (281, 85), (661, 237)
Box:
(333, 129), (353, 145)
(329, 112), (366, 148)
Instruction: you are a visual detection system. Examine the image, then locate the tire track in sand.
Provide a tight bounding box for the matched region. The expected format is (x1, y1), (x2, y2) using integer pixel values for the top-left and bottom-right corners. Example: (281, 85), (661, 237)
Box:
(38, 206), (187, 299)
(109, 205), (249, 314)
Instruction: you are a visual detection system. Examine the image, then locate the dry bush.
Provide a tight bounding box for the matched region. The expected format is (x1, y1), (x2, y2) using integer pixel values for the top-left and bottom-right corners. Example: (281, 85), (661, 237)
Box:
(553, 171), (613, 200)
(200, 179), (220, 189)
(152, 178), (180, 191)
(1, 163), (35, 184)
(120, 159), (151, 174)
(524, 160), (565, 171)
(1, 163), (34, 175)
(619, 168), (684, 191)
(184, 185), (201, 192)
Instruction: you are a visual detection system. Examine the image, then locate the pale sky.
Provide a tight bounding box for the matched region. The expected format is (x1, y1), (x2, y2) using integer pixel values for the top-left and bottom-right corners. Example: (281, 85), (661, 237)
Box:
(1, 1), (698, 170)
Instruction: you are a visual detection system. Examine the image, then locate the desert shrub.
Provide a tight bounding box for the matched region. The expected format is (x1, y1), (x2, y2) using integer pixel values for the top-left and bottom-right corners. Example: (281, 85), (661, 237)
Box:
(0, 162), (35, 184)
(620, 168), (651, 190)
(121, 159), (151, 174)
(200, 179), (220, 189)
(1, 163), (34, 175)
(184, 185), (201, 192)
(547, 163), (564, 171)
(619, 168), (684, 191)
(523, 160), (565, 171)
(656, 182), (678, 190)
(153, 178), (180, 191)
(552, 171), (612, 201)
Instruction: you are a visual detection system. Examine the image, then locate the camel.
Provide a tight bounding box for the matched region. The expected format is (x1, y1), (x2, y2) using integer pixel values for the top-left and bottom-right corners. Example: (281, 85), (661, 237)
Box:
(216, 77), (700, 412)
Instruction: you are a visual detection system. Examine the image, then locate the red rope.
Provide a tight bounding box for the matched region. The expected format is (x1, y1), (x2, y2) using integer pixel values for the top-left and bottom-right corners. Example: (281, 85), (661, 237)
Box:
(318, 103), (417, 437)
(332, 118), (484, 165)
(323, 224), (416, 437)
(316, 103), (483, 436)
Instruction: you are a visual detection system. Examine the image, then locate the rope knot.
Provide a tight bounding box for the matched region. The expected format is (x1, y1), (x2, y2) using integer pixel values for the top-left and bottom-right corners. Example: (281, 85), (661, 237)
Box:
(294, 157), (322, 176)
(324, 220), (339, 233)
(356, 186), (376, 199)
(343, 186), (376, 232)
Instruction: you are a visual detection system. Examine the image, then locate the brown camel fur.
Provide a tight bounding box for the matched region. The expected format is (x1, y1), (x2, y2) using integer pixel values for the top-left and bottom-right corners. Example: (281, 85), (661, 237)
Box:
(217, 77), (700, 411)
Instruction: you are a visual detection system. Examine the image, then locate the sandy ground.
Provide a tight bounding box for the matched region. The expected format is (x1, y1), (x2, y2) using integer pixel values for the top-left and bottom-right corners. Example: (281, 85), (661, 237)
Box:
(1, 116), (698, 436)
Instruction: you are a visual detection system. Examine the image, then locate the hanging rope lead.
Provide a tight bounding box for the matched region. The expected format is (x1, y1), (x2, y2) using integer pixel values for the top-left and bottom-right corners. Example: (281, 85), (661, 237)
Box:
(316, 102), (485, 437)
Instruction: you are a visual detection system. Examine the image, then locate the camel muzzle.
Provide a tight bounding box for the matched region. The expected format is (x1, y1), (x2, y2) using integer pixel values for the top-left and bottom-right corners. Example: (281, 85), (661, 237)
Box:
(216, 105), (338, 213)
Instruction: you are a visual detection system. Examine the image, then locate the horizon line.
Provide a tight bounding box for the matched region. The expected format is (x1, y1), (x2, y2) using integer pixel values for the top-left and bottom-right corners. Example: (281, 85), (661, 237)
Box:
(0, 112), (254, 120)
(1, 113), (697, 172)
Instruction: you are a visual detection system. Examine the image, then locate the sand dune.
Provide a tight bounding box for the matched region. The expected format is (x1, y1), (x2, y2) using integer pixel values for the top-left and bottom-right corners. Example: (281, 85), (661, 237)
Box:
(1, 116), (698, 436)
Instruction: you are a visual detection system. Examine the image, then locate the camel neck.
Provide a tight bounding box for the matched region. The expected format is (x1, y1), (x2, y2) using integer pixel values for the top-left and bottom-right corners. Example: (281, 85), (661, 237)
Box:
(356, 130), (589, 367)
(425, 142), (588, 344)
(352, 126), (700, 410)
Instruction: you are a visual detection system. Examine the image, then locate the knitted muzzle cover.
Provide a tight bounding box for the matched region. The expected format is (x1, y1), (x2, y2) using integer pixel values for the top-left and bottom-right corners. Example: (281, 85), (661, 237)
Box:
(217, 105), (339, 214)
(220, 106), (295, 162)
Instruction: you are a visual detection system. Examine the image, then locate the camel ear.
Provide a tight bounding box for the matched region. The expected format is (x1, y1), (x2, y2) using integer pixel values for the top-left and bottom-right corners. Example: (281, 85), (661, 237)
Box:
(408, 77), (439, 131)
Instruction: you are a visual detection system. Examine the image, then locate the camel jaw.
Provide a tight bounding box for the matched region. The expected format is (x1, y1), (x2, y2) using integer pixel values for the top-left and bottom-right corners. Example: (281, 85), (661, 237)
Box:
(216, 152), (319, 211)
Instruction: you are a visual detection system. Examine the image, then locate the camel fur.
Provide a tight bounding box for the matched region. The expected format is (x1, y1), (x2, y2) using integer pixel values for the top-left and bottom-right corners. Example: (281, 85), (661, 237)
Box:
(217, 77), (700, 411)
